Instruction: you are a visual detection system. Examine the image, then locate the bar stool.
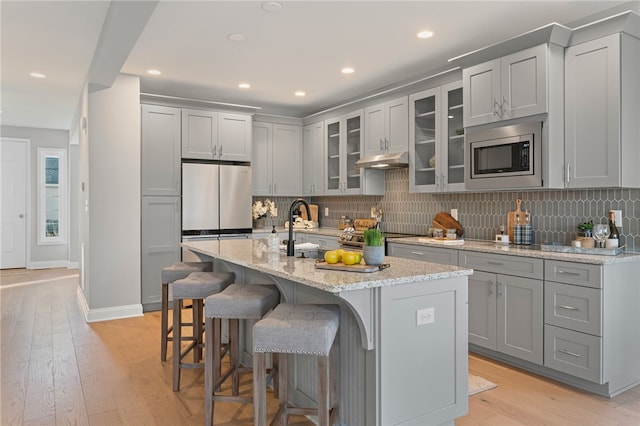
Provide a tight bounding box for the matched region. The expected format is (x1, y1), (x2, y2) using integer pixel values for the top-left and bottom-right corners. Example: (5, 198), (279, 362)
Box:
(204, 283), (281, 426)
(160, 261), (213, 361)
(172, 271), (235, 391)
(253, 303), (340, 426)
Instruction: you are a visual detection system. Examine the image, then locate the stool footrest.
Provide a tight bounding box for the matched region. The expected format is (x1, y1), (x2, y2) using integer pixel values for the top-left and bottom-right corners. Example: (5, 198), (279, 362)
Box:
(212, 395), (253, 404)
(179, 362), (204, 369)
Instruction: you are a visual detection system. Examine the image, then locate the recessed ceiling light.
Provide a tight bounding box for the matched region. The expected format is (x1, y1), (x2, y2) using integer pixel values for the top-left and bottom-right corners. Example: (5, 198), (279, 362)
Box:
(294, 91), (306, 97)
(147, 69), (161, 75)
(417, 31), (434, 39)
(30, 72), (46, 79)
(238, 83), (251, 89)
(262, 1), (282, 12)
(228, 33), (245, 42)
(341, 67), (355, 74)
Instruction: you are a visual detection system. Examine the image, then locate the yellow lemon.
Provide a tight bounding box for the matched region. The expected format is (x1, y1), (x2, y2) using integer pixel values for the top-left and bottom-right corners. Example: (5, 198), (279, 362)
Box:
(336, 249), (345, 262)
(324, 250), (339, 264)
(342, 251), (358, 265)
(353, 252), (363, 264)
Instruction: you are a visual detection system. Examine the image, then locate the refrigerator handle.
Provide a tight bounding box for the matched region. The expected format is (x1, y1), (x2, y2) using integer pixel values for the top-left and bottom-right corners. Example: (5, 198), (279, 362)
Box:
(212, 145), (217, 158)
(219, 144), (223, 158)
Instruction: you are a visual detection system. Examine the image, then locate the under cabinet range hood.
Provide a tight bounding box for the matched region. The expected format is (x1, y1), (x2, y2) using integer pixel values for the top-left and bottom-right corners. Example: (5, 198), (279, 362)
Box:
(355, 151), (409, 169)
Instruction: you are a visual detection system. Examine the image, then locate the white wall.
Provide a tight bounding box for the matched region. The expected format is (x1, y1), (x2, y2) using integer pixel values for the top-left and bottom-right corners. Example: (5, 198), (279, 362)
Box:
(0, 125), (70, 268)
(82, 73), (141, 318)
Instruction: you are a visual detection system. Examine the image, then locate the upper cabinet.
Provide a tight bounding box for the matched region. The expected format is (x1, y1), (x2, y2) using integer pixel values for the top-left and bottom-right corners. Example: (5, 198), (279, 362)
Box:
(325, 110), (384, 196)
(141, 104), (181, 196)
(463, 44), (548, 127)
(409, 81), (465, 193)
(182, 108), (252, 161)
(564, 32), (640, 188)
(302, 121), (325, 196)
(363, 97), (409, 157)
(252, 121), (302, 196)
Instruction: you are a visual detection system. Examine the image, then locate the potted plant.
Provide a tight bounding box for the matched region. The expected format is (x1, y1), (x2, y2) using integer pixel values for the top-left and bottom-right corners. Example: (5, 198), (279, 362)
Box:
(252, 199), (276, 229)
(577, 220), (593, 238)
(363, 228), (385, 266)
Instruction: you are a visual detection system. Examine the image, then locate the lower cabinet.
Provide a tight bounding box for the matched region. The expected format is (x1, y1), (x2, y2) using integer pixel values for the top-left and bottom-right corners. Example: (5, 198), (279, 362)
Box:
(386, 242), (458, 265)
(141, 196), (181, 311)
(468, 270), (543, 365)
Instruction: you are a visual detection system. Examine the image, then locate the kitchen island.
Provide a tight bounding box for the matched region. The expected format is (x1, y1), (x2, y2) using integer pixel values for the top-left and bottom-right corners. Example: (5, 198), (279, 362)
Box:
(182, 238), (473, 426)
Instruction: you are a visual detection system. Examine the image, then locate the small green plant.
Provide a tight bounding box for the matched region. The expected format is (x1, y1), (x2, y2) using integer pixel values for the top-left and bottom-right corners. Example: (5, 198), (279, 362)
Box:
(363, 228), (384, 246)
(577, 220), (594, 231)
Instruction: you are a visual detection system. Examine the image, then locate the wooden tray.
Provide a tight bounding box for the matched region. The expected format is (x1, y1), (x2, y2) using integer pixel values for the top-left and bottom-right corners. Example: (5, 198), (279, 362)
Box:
(314, 260), (389, 273)
(432, 212), (464, 237)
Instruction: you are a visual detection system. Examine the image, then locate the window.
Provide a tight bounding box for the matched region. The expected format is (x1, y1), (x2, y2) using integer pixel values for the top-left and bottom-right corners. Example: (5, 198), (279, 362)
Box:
(38, 148), (66, 244)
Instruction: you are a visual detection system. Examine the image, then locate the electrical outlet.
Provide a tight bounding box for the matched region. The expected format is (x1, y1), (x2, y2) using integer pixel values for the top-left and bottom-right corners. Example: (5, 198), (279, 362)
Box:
(324, 207), (329, 217)
(451, 208), (458, 221)
(274, 207), (278, 217)
(416, 307), (435, 326)
(611, 210), (622, 227)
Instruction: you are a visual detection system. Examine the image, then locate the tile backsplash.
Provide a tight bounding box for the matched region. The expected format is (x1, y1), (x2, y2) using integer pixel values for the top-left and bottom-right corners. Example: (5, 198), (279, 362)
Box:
(256, 168), (639, 252)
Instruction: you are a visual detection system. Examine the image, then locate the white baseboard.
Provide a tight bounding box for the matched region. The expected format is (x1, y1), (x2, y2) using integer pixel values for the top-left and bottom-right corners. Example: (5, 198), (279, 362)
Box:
(28, 260), (70, 269)
(76, 287), (143, 323)
(67, 261), (79, 269)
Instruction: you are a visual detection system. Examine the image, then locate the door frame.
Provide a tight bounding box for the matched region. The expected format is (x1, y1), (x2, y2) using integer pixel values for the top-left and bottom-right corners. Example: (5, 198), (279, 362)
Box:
(1, 137), (31, 269)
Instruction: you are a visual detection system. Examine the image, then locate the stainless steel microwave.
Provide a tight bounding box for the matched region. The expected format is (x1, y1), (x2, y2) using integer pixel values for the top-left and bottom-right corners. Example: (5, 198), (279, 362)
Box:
(465, 121), (542, 190)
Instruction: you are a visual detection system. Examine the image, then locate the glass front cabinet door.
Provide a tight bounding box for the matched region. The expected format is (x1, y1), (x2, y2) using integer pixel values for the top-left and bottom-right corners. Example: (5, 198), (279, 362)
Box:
(409, 81), (465, 193)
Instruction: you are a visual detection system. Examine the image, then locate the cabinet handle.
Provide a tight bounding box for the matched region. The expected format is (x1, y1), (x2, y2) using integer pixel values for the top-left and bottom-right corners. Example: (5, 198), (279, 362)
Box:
(212, 145), (217, 158)
(493, 99), (502, 118)
(559, 305), (579, 311)
(487, 261), (504, 266)
(489, 281), (494, 296)
(558, 349), (582, 358)
(411, 251), (425, 256)
(219, 145), (223, 157)
(557, 270), (580, 276)
(273, 183), (277, 194)
(497, 282), (503, 297)
(502, 97), (510, 117)
(385, 138), (389, 151)
(566, 163), (571, 183)
(379, 138), (384, 151)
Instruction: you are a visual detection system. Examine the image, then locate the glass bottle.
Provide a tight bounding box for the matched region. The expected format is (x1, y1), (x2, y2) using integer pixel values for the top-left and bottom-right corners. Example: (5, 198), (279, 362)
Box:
(514, 214), (523, 245)
(268, 225), (280, 252)
(606, 211), (620, 249)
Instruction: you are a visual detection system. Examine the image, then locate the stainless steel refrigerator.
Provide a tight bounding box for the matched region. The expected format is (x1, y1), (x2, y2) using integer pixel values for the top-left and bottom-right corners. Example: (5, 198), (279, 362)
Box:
(181, 162), (252, 258)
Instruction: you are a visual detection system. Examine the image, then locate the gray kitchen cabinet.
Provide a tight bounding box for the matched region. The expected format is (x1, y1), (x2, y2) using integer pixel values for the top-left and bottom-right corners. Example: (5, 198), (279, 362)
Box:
(386, 241), (458, 266)
(564, 32), (640, 188)
(325, 110), (384, 196)
(252, 121), (302, 196)
(141, 196), (181, 311)
(302, 121), (325, 196)
(461, 250), (544, 365)
(363, 96), (408, 157)
(463, 44), (548, 127)
(543, 259), (640, 394)
(409, 81), (465, 193)
(141, 104), (181, 196)
(295, 232), (340, 250)
(182, 109), (252, 161)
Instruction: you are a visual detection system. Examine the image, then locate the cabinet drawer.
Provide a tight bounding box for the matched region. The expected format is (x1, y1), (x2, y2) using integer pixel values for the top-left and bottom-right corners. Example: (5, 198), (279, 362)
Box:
(545, 260), (601, 289)
(544, 325), (603, 384)
(387, 243), (458, 266)
(460, 251), (543, 279)
(544, 282), (602, 336)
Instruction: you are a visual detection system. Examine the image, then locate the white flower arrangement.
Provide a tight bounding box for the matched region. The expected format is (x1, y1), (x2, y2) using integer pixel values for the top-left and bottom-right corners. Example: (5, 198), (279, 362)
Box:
(252, 199), (276, 220)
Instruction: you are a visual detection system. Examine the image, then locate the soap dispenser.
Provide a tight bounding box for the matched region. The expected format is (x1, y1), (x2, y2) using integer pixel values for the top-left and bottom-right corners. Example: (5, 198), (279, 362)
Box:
(268, 226), (279, 252)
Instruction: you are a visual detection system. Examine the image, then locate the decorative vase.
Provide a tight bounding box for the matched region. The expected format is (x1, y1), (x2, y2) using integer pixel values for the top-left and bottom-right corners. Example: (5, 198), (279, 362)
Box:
(363, 245), (384, 266)
(253, 218), (265, 229)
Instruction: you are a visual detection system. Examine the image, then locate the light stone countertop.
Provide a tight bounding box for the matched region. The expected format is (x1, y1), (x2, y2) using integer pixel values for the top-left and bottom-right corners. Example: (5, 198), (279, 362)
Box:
(388, 237), (640, 265)
(252, 226), (344, 238)
(181, 238), (472, 294)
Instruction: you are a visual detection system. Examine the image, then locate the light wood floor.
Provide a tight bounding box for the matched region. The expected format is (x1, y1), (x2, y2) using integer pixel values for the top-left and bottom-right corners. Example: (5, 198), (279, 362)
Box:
(1, 271), (638, 425)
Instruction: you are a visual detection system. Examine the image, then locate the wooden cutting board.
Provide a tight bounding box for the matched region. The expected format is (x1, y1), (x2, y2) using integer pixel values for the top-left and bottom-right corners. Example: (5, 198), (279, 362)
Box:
(432, 212), (464, 237)
(315, 261), (390, 273)
(300, 204), (319, 222)
(507, 198), (524, 242)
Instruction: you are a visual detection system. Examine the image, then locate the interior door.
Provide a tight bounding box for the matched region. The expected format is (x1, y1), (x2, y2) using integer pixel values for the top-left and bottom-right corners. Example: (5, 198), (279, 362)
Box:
(1, 138), (28, 268)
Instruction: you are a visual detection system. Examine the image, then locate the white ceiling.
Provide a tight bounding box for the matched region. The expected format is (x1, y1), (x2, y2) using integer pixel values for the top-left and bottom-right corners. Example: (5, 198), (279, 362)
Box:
(1, 0), (636, 130)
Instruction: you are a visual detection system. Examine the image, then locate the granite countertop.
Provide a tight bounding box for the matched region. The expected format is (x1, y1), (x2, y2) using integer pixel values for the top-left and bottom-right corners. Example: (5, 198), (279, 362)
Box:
(388, 237), (640, 265)
(181, 239), (472, 294)
(252, 226), (344, 237)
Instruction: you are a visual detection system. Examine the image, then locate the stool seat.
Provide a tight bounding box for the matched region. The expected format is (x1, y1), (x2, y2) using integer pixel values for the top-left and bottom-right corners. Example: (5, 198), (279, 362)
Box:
(205, 283), (280, 319)
(172, 271), (235, 392)
(160, 261), (212, 362)
(253, 303), (340, 355)
(173, 272), (235, 299)
(253, 303), (340, 426)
